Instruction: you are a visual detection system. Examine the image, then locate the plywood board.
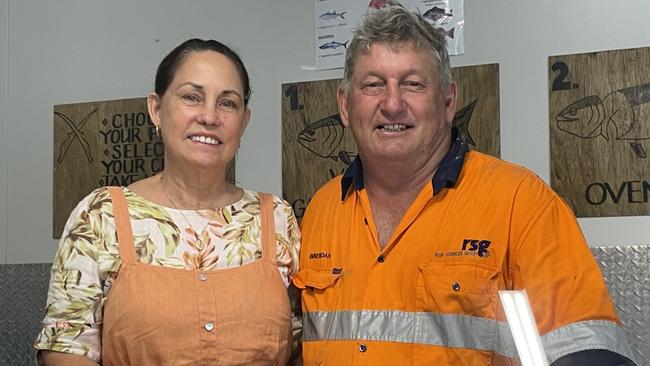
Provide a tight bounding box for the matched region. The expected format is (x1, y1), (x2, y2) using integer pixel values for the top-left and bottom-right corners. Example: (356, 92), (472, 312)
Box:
(282, 63), (500, 220)
(549, 47), (650, 217)
(53, 97), (235, 238)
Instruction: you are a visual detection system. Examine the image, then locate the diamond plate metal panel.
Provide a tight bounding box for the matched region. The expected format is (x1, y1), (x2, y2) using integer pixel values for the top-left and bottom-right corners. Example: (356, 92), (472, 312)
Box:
(592, 245), (650, 366)
(0, 264), (51, 366)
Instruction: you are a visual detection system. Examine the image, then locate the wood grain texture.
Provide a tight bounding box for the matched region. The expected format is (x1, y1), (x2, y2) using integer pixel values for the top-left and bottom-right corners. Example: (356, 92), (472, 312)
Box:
(549, 47), (650, 217)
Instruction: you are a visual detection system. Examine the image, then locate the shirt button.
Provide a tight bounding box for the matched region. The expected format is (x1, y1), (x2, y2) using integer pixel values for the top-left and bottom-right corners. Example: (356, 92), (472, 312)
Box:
(359, 344), (367, 353)
(204, 322), (215, 332)
(198, 273), (208, 281)
(377, 255), (385, 263)
(452, 282), (461, 291)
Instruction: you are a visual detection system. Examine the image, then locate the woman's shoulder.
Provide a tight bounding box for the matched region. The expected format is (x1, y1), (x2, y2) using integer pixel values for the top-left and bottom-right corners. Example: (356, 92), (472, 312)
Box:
(241, 188), (292, 211)
(70, 186), (114, 214)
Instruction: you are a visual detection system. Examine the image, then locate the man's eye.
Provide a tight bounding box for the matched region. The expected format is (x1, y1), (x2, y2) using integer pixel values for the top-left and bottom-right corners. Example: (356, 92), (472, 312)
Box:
(404, 81), (423, 88)
(362, 82), (384, 90)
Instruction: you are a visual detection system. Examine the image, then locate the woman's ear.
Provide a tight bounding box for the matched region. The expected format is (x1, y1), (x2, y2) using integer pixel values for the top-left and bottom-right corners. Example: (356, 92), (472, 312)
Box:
(147, 92), (162, 129)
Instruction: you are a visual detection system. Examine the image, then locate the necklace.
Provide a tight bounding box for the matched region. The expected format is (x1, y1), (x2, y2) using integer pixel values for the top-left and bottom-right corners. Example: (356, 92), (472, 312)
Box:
(161, 175), (219, 247)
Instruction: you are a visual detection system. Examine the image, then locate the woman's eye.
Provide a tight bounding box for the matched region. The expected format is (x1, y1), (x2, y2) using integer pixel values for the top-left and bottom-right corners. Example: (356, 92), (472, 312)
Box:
(182, 94), (201, 103)
(219, 100), (237, 109)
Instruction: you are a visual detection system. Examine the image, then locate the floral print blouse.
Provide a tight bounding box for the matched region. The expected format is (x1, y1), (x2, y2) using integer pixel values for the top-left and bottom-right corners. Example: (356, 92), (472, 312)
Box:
(34, 187), (300, 361)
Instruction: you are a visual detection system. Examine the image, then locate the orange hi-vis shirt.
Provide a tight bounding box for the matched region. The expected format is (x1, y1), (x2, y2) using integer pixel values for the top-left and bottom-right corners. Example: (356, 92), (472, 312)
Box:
(294, 134), (634, 365)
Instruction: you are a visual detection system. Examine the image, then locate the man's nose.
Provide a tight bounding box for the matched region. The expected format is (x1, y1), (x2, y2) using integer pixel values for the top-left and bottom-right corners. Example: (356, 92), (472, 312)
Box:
(381, 84), (406, 117)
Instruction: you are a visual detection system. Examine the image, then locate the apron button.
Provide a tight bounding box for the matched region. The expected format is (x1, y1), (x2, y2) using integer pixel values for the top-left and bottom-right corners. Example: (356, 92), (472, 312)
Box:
(452, 282), (461, 291)
(204, 322), (215, 332)
(198, 273), (208, 281)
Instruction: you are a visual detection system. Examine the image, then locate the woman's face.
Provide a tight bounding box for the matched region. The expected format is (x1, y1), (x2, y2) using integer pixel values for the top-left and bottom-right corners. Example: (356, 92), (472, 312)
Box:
(148, 50), (250, 173)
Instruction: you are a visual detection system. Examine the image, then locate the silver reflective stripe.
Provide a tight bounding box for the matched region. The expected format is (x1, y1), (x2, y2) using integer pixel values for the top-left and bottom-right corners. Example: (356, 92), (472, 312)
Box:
(541, 320), (636, 364)
(303, 310), (518, 358)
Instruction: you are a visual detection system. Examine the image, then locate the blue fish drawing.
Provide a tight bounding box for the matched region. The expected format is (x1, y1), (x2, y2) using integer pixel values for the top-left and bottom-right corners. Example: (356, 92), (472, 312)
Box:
(556, 83), (650, 158)
(319, 11), (346, 21)
(423, 6), (453, 23)
(319, 40), (349, 50)
(298, 113), (355, 164)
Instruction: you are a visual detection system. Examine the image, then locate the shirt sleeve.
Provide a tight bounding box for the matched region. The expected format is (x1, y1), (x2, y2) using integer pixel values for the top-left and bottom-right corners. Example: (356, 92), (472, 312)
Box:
(272, 195), (301, 287)
(507, 176), (634, 363)
(33, 189), (110, 363)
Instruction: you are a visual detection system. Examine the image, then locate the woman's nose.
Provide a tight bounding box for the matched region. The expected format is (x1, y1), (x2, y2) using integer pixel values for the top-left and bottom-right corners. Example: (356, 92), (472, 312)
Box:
(198, 105), (219, 125)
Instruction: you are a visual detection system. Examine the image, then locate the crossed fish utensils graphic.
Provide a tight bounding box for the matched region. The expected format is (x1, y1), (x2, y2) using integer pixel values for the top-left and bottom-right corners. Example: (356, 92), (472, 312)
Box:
(55, 108), (98, 163)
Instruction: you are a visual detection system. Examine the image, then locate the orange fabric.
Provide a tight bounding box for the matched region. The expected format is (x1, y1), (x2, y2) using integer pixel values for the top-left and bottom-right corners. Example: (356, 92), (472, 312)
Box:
(102, 187), (291, 365)
(296, 151), (620, 365)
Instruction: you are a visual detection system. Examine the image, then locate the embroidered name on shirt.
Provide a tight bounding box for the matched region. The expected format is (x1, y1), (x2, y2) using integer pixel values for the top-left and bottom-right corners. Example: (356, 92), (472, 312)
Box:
(309, 252), (331, 259)
(461, 239), (491, 257)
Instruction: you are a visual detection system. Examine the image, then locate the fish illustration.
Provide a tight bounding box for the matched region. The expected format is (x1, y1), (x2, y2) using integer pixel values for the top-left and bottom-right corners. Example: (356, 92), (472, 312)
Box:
(423, 6), (453, 23)
(452, 100), (478, 146)
(298, 113), (356, 164)
(319, 11), (346, 21)
(439, 27), (455, 39)
(556, 83), (650, 158)
(319, 40), (349, 50)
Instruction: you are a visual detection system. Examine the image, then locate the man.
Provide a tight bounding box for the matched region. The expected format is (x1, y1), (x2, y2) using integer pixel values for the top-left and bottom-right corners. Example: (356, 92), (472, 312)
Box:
(293, 5), (636, 366)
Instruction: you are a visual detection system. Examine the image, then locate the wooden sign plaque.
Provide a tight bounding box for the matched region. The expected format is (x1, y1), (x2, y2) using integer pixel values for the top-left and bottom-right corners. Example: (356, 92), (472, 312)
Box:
(549, 47), (650, 217)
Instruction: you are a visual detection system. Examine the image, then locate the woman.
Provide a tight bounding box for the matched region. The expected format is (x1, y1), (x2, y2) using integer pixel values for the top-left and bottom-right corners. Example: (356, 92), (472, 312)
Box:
(34, 39), (300, 365)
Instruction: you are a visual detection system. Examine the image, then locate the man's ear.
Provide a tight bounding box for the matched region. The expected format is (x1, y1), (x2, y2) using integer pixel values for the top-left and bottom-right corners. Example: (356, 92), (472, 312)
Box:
(444, 81), (458, 127)
(147, 92), (162, 129)
(337, 85), (350, 128)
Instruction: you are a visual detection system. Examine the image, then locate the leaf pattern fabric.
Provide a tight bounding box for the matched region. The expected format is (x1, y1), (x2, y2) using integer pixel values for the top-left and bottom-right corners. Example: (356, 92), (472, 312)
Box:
(34, 187), (300, 362)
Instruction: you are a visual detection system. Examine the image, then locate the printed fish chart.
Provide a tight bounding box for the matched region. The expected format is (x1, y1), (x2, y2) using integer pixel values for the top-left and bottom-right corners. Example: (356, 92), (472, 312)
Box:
(52, 98), (235, 238)
(313, 0), (464, 70)
(282, 63), (499, 221)
(549, 46), (650, 217)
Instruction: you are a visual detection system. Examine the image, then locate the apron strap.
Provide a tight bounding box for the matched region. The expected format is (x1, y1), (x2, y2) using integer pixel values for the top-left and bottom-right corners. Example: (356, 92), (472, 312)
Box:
(259, 193), (276, 264)
(106, 186), (137, 265)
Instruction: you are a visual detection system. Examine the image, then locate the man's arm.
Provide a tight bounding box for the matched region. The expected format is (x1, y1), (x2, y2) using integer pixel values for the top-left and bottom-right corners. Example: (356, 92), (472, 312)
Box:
(551, 349), (636, 366)
(507, 175), (636, 364)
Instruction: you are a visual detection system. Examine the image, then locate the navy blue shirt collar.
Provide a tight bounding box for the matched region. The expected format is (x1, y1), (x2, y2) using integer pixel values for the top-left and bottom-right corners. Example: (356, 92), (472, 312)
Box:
(340, 127), (469, 201)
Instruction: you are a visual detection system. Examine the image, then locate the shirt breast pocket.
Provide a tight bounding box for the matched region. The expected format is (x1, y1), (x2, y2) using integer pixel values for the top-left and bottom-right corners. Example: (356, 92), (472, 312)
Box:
(292, 268), (342, 311)
(416, 262), (500, 319)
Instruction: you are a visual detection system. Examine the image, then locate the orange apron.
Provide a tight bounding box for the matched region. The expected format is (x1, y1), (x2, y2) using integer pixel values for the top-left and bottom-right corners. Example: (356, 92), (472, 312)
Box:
(102, 187), (291, 365)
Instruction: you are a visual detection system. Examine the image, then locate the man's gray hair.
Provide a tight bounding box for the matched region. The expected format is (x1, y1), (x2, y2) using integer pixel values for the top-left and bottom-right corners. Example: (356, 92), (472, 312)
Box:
(342, 5), (452, 95)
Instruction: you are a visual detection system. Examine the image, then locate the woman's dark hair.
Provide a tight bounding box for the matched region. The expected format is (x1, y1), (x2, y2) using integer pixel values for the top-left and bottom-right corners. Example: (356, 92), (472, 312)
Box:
(154, 38), (251, 106)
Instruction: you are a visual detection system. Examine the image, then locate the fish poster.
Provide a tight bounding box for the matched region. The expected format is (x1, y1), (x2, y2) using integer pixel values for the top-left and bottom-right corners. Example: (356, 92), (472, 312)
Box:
(282, 63), (499, 221)
(549, 46), (650, 217)
(52, 97), (234, 238)
(312, 0), (464, 70)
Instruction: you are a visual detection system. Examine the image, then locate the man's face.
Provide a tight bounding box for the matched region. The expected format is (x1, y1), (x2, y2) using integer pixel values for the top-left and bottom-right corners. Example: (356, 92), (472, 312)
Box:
(338, 43), (456, 166)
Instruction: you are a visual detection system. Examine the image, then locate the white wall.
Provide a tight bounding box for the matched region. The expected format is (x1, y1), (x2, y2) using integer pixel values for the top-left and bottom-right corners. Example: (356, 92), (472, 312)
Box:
(2, 0), (649, 264)
(1, 0), (9, 264)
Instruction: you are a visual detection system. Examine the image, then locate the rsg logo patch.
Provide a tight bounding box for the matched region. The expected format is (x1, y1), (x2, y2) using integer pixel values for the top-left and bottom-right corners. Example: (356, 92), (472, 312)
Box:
(461, 239), (491, 257)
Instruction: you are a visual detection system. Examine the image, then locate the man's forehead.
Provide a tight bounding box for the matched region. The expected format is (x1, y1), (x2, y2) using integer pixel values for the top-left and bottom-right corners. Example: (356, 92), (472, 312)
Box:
(352, 42), (438, 76)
